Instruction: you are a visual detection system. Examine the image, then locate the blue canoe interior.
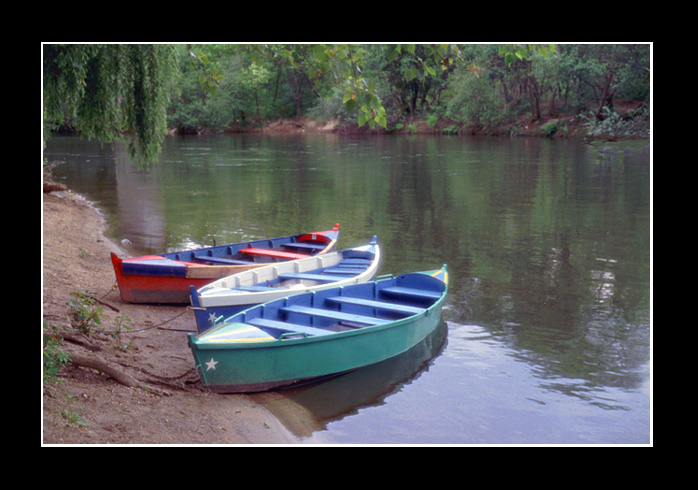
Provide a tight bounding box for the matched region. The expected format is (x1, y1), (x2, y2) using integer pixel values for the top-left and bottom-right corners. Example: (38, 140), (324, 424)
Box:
(119, 225), (339, 277)
(193, 267), (448, 342)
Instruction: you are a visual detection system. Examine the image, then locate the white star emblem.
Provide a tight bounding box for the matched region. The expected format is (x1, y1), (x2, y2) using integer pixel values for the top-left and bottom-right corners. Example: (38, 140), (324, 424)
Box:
(205, 358), (218, 371)
(208, 312), (218, 324)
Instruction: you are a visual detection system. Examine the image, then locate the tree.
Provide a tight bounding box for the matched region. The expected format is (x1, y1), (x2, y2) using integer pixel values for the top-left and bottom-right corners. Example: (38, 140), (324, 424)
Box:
(250, 44), (462, 129)
(497, 44), (558, 122)
(44, 43), (468, 166)
(568, 44), (650, 119)
(43, 44), (178, 167)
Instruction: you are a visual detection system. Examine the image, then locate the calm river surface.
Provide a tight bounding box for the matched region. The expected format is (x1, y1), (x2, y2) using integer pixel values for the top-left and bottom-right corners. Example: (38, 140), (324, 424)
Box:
(46, 133), (652, 445)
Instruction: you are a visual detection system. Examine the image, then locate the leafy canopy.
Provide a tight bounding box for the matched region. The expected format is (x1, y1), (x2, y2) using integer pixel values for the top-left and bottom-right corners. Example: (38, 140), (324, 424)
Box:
(43, 44), (178, 167)
(250, 44), (462, 130)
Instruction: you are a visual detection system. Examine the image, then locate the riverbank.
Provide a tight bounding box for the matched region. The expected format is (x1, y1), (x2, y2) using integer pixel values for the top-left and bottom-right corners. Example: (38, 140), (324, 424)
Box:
(42, 188), (303, 445)
(230, 106), (649, 141)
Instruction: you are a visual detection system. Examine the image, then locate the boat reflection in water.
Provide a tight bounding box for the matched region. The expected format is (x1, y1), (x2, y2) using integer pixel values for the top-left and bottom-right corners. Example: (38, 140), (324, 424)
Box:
(251, 320), (448, 439)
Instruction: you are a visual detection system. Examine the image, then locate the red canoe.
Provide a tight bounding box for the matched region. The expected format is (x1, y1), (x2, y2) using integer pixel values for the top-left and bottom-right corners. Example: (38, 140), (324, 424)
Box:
(110, 224), (339, 304)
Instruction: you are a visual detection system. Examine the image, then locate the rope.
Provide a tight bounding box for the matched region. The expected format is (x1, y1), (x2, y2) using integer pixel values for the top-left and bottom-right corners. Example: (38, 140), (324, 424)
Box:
(125, 307), (195, 333)
(100, 281), (196, 334)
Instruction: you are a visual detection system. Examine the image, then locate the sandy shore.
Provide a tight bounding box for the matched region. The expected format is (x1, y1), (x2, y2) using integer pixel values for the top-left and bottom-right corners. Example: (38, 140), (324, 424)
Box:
(42, 188), (307, 444)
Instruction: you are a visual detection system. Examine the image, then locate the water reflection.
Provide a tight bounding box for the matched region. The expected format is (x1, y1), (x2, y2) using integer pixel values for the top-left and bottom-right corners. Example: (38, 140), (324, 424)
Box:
(315, 319), (650, 444)
(252, 321), (448, 439)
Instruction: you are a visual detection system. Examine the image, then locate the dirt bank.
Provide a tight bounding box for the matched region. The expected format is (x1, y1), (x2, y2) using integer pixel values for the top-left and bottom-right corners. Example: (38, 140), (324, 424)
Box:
(42, 189), (302, 444)
(252, 108), (649, 140)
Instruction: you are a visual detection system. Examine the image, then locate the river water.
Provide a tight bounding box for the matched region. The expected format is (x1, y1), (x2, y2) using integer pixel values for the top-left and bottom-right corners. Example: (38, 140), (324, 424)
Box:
(45, 133), (652, 445)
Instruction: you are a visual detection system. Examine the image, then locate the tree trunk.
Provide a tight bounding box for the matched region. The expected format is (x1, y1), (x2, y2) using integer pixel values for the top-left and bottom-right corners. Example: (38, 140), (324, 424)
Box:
(527, 77), (541, 121)
(595, 72), (615, 119)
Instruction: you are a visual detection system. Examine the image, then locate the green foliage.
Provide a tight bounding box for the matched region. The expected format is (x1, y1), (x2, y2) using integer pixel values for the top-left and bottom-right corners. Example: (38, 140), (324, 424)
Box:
(386, 44), (461, 81)
(45, 43), (650, 160)
(43, 323), (71, 386)
(189, 50), (223, 97)
(68, 291), (104, 335)
(498, 44), (557, 66)
(43, 44), (178, 167)
(582, 106), (648, 137)
(66, 290), (134, 349)
(446, 67), (503, 128)
(248, 44), (388, 128)
(58, 395), (88, 427)
(167, 47), (234, 132)
(111, 315), (133, 351)
(307, 86), (352, 122)
(540, 120), (559, 137)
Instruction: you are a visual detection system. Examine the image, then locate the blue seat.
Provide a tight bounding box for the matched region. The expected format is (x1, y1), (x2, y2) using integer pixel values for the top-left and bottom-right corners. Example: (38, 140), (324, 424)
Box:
(326, 296), (425, 315)
(281, 305), (391, 325)
(380, 287), (441, 301)
(278, 273), (348, 283)
(246, 317), (332, 337)
(193, 255), (251, 265)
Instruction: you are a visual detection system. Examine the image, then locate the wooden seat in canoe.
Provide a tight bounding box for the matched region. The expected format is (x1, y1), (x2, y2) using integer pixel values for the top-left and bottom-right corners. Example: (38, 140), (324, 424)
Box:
(239, 248), (309, 260)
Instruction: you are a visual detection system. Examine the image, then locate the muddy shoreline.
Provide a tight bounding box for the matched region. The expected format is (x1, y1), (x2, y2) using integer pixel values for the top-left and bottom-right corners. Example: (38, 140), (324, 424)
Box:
(42, 188), (312, 445)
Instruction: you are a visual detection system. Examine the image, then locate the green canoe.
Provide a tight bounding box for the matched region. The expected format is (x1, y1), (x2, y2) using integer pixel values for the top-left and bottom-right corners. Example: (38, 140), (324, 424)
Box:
(188, 265), (448, 393)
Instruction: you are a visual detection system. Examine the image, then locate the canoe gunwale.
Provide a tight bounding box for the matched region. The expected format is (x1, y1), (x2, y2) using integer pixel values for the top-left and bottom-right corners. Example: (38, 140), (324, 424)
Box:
(191, 267), (448, 350)
(191, 305), (435, 350)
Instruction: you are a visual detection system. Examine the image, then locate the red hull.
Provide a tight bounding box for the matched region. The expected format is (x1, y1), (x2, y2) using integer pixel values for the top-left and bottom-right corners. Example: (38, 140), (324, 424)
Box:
(111, 253), (217, 303)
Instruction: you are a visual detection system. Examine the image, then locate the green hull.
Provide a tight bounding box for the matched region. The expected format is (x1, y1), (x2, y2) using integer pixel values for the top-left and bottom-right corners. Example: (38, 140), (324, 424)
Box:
(188, 267), (448, 393)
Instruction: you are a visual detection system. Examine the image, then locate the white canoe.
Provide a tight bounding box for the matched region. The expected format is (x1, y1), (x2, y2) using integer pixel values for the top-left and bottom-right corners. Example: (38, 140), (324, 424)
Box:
(190, 237), (380, 332)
